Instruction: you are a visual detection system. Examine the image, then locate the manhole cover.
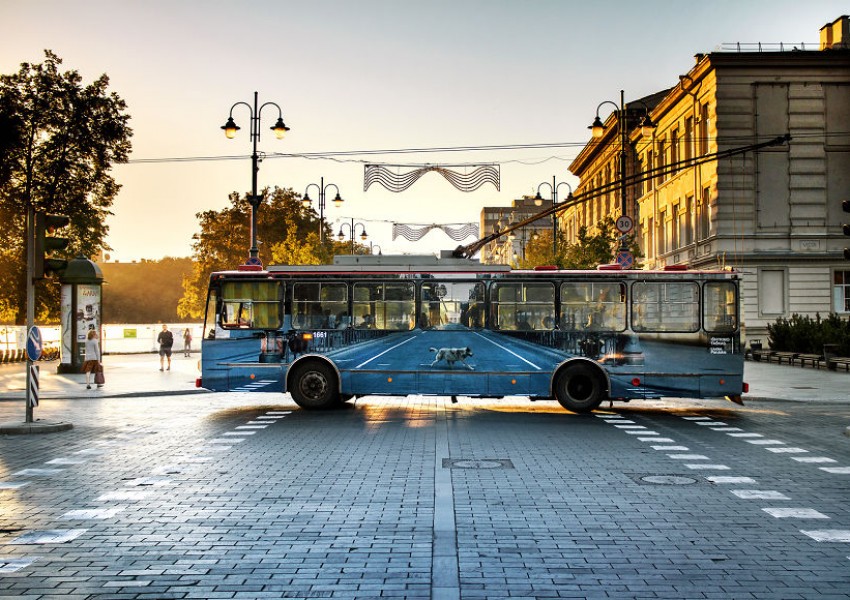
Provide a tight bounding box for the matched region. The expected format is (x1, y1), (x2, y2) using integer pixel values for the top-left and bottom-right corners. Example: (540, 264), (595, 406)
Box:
(442, 458), (514, 469)
(639, 475), (698, 485)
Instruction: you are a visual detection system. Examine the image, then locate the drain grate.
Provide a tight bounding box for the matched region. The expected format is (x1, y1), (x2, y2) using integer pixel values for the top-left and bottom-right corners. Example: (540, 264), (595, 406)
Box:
(632, 474), (699, 485)
(443, 458), (514, 469)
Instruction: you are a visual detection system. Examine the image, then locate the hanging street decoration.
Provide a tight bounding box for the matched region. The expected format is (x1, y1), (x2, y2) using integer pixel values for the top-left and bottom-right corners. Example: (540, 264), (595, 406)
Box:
(392, 223), (479, 242)
(364, 163), (500, 193)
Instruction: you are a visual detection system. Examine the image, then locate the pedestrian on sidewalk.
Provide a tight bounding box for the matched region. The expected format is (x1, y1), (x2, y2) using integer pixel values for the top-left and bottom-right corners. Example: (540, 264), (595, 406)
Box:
(182, 327), (193, 357)
(82, 329), (102, 390)
(157, 324), (174, 371)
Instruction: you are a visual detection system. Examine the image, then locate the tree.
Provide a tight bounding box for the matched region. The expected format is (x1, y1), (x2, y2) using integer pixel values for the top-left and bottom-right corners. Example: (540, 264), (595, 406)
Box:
(100, 257), (194, 324)
(515, 216), (641, 270)
(178, 187), (336, 319)
(0, 50), (132, 324)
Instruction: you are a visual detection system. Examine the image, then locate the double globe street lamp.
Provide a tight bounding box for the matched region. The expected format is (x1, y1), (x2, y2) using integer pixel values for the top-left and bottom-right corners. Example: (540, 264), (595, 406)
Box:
(302, 178), (343, 243)
(534, 177), (573, 256)
(337, 219), (368, 254)
(221, 91), (290, 267)
(588, 90), (655, 252)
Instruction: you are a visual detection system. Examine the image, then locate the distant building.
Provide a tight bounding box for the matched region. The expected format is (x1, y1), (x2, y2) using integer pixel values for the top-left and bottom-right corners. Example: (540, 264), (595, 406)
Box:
(479, 196), (553, 265)
(567, 15), (850, 339)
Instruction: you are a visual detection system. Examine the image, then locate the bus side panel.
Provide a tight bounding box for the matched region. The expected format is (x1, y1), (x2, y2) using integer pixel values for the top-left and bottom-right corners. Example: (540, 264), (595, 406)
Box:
(201, 336), (284, 392)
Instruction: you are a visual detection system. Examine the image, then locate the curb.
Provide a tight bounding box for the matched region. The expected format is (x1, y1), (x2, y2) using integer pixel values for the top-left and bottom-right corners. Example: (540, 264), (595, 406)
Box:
(0, 420), (74, 435)
(0, 388), (210, 403)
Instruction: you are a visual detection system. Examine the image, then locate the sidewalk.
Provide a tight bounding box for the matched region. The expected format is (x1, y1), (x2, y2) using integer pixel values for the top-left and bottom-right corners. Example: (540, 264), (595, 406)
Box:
(0, 352), (205, 402)
(0, 352), (846, 403)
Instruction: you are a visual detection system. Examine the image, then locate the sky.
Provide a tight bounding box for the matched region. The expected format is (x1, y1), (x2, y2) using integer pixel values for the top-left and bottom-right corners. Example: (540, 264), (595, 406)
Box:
(2, 0), (847, 262)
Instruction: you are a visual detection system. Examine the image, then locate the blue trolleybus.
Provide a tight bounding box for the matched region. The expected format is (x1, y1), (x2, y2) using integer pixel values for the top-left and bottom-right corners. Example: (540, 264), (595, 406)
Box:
(198, 254), (745, 412)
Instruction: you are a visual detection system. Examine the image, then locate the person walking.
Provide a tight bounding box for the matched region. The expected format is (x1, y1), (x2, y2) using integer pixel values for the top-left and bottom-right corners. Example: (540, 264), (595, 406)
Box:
(182, 327), (193, 357)
(157, 324), (174, 371)
(82, 329), (102, 389)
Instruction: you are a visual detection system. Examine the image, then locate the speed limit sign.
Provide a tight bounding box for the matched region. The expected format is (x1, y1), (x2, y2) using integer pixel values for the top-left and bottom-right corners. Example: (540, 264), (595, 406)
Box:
(615, 215), (634, 234)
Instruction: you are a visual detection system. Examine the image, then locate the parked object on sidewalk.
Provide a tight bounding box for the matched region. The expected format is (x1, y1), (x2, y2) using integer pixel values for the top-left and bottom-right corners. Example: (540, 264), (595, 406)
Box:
(94, 364), (105, 387)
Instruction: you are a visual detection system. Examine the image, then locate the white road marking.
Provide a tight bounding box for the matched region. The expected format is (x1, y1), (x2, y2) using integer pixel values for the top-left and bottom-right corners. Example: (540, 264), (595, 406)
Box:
(13, 468), (63, 476)
(472, 331), (542, 370)
(726, 432), (763, 438)
(685, 464), (730, 470)
(355, 335), (420, 369)
(0, 557), (36, 573)
(763, 508), (828, 519)
(792, 457), (836, 464)
(60, 507), (126, 520)
(766, 447), (808, 454)
(95, 491), (150, 501)
(10, 529), (87, 544)
(746, 439), (785, 445)
(652, 445), (690, 451)
(800, 530), (850, 542)
(639, 437), (674, 442)
(820, 466), (850, 474)
(730, 490), (790, 500)
(706, 476), (756, 484)
(668, 454), (709, 460)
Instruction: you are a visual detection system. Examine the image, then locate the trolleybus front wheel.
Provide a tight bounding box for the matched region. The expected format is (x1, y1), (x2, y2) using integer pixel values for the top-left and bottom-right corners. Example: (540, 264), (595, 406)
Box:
(555, 363), (605, 413)
(289, 360), (340, 410)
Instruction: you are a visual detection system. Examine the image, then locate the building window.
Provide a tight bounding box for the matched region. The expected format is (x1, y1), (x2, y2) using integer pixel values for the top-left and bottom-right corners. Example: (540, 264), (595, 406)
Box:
(671, 127), (679, 173)
(671, 203), (680, 250)
(656, 139), (666, 186)
(658, 209), (667, 255)
(834, 271), (850, 313)
(646, 150), (654, 192)
(699, 103), (710, 155)
(698, 186), (711, 240)
(684, 195), (694, 246)
(758, 269), (786, 317)
(684, 116), (694, 161)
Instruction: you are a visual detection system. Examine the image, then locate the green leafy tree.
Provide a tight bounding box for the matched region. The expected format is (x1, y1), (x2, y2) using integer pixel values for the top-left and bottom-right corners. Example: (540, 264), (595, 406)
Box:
(516, 216), (641, 270)
(178, 187), (334, 319)
(0, 50), (132, 324)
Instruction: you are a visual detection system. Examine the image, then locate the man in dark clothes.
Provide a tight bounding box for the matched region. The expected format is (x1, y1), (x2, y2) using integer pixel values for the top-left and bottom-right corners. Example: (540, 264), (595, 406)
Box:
(157, 324), (174, 371)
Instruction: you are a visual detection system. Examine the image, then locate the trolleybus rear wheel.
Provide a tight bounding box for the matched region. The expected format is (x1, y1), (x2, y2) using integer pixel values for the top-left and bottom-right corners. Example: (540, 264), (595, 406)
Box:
(289, 361), (340, 410)
(555, 363), (604, 413)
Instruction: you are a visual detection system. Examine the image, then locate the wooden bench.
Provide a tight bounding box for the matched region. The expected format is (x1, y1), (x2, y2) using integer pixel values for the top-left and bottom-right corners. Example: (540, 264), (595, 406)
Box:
(768, 351), (798, 365)
(796, 354), (824, 369)
(826, 357), (850, 372)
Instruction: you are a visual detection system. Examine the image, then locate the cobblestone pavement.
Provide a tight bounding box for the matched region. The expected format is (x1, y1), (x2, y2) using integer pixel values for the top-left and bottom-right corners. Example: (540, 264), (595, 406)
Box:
(0, 393), (849, 599)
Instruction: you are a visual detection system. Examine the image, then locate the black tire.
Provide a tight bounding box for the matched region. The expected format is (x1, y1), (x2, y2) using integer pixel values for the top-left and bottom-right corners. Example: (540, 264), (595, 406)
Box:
(289, 360), (340, 410)
(555, 362), (605, 413)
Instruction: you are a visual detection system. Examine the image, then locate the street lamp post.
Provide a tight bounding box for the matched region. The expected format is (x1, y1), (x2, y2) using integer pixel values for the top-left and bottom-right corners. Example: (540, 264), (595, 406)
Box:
(337, 218), (368, 254)
(588, 90), (655, 252)
(534, 177), (573, 256)
(221, 91), (290, 267)
(302, 177), (343, 243)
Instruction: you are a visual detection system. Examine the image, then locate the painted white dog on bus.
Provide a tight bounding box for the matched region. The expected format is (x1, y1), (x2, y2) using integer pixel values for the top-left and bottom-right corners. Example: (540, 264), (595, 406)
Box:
(429, 346), (474, 370)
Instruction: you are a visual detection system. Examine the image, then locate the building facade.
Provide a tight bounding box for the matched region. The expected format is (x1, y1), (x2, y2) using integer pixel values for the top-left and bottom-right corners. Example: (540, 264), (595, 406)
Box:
(479, 196), (554, 265)
(567, 15), (850, 339)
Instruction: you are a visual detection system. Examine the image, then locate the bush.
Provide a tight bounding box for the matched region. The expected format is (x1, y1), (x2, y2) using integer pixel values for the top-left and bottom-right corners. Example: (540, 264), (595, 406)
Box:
(767, 313), (850, 356)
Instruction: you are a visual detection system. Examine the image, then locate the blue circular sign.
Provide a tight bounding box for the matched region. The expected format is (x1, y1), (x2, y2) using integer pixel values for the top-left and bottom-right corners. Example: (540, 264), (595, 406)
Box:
(26, 326), (43, 361)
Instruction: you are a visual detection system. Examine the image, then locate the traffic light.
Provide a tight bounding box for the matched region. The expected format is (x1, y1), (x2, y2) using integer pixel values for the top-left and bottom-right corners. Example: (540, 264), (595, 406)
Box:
(844, 200), (850, 261)
(34, 211), (70, 279)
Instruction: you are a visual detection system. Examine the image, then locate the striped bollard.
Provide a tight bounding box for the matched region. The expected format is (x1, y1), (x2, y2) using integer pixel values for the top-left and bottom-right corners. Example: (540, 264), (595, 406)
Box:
(28, 363), (39, 408)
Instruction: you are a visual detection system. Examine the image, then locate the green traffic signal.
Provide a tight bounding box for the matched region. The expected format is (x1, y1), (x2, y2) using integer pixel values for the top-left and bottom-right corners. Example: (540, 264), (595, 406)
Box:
(34, 212), (71, 279)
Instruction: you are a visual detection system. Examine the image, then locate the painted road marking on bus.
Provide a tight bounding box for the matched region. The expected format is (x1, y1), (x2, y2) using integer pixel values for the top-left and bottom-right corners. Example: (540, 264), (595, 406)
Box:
(233, 379), (277, 392)
(355, 334), (420, 369)
(472, 331), (542, 370)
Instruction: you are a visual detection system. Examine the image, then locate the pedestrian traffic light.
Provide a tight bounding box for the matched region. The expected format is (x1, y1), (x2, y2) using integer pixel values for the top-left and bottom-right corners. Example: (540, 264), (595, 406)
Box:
(844, 200), (850, 261)
(34, 212), (70, 279)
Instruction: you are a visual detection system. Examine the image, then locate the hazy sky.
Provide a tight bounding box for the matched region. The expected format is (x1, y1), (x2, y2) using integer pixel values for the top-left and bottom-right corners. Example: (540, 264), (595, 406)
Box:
(2, 1), (846, 262)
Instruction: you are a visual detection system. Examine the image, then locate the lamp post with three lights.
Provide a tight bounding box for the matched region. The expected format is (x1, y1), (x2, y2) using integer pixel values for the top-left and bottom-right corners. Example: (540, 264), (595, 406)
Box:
(302, 178), (343, 243)
(337, 219), (368, 254)
(534, 177), (573, 257)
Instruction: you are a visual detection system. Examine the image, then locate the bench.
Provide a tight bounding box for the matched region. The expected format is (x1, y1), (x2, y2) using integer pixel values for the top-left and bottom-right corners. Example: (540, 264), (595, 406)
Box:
(826, 357), (850, 372)
(796, 354), (824, 369)
(768, 351), (798, 365)
(750, 349), (768, 362)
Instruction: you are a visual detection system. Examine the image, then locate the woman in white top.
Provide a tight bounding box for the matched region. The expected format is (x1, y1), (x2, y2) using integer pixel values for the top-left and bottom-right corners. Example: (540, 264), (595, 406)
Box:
(82, 329), (102, 389)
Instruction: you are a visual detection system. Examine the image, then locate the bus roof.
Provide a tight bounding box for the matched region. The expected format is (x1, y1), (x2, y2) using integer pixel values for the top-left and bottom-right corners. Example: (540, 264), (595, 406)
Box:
(211, 254), (738, 278)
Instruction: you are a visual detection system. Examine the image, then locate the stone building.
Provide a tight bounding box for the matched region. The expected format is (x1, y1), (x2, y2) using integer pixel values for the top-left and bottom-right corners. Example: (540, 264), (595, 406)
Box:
(479, 196), (555, 265)
(567, 15), (850, 339)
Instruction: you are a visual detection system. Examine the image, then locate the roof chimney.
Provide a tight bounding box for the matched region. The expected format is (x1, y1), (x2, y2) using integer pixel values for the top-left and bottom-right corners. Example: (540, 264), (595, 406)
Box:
(820, 15), (849, 50)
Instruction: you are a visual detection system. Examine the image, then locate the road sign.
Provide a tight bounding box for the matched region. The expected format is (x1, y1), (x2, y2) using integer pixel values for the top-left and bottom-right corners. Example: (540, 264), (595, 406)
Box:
(615, 250), (634, 269)
(26, 326), (43, 362)
(615, 215), (634, 234)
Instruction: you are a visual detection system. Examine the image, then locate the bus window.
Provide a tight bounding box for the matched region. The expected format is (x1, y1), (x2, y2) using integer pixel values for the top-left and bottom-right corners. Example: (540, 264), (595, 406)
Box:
(220, 280), (282, 330)
(490, 282), (555, 331)
(560, 282), (626, 332)
(352, 282), (415, 330)
(632, 281), (700, 332)
(420, 281), (485, 329)
(292, 282), (347, 329)
(704, 281), (738, 332)
(203, 288), (218, 339)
